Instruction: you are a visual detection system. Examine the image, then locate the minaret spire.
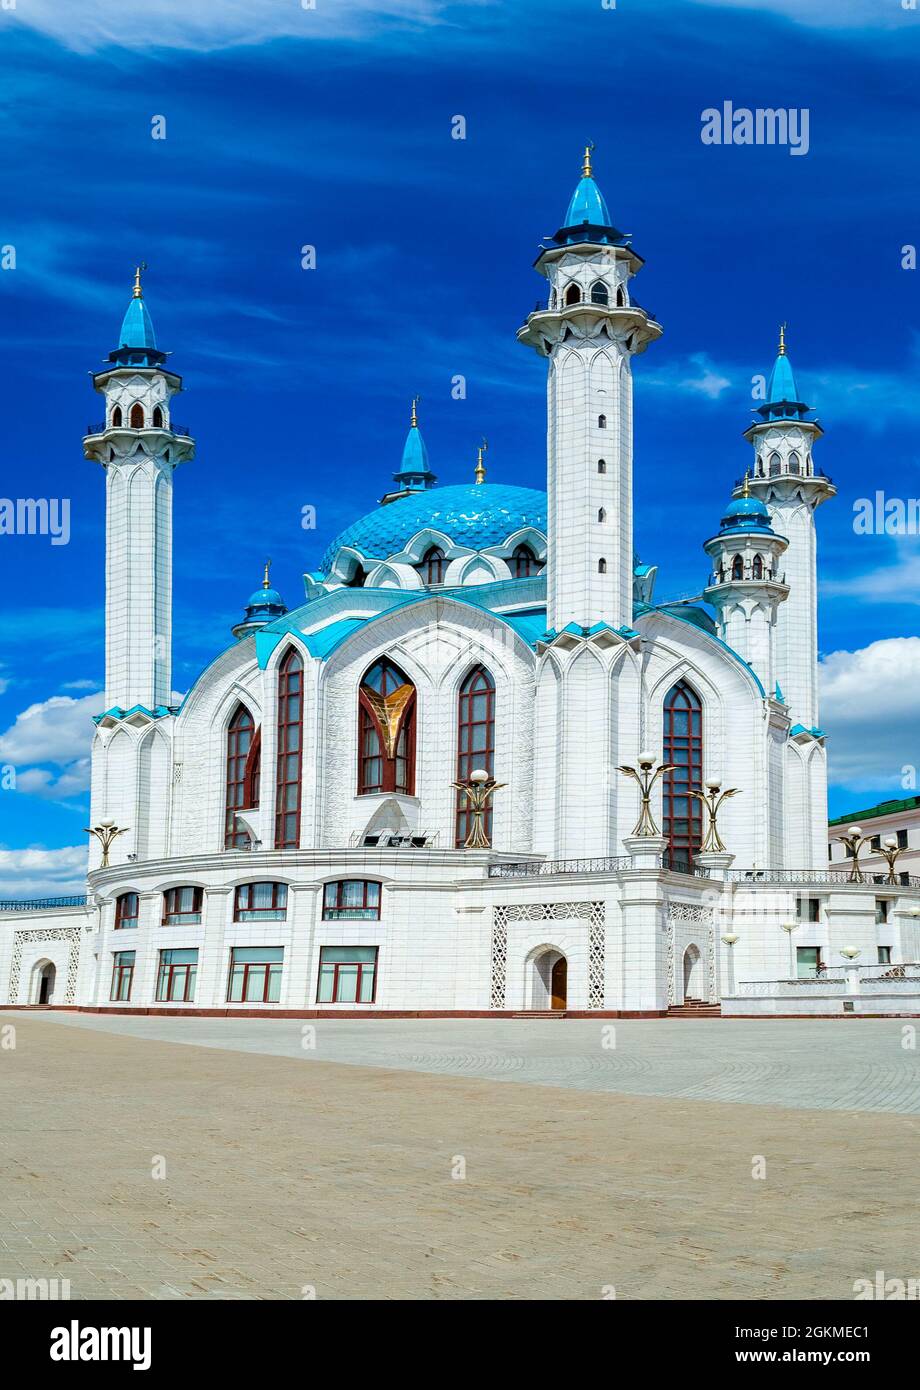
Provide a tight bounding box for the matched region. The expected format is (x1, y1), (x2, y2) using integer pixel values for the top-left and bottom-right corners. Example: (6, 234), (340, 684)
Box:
(133, 262), (147, 299)
(474, 438), (487, 486)
(582, 142), (594, 179)
(777, 322), (787, 356)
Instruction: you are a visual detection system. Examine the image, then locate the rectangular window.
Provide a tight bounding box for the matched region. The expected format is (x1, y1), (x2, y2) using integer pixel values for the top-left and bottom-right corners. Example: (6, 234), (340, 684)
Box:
(878, 946), (892, 965)
(234, 882), (288, 921)
(162, 886), (203, 926)
(156, 948), (198, 1002)
(115, 892), (139, 929)
(322, 880), (381, 920)
(797, 897), (820, 923)
(110, 950), (136, 1001)
(227, 947), (283, 1003)
(875, 898), (890, 925)
(897, 829), (908, 848)
(796, 946), (821, 979)
(317, 946), (378, 1004)
(870, 835), (882, 851)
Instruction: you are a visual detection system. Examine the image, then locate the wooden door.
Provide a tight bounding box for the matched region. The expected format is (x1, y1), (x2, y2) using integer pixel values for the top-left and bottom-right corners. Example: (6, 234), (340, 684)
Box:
(550, 956), (567, 1010)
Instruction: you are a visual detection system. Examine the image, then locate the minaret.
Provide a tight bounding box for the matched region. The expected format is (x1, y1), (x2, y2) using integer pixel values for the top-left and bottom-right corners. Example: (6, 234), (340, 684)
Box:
(83, 268), (195, 710)
(381, 397), (437, 505)
(740, 330), (834, 726)
(518, 146), (662, 631)
(233, 560), (288, 640)
(702, 476), (789, 695)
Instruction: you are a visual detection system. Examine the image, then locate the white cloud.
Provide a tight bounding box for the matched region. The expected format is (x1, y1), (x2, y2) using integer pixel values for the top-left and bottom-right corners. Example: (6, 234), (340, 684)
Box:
(823, 542), (920, 606)
(0, 692), (98, 802)
(690, 0), (908, 30)
(820, 637), (920, 791)
(10, 0), (449, 54)
(0, 846), (87, 901)
(642, 352), (734, 402)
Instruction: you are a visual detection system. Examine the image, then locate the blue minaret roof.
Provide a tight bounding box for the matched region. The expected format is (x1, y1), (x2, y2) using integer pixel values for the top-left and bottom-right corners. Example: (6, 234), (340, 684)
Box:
(553, 146), (626, 248)
(718, 485), (774, 536)
(391, 398), (437, 491)
(108, 266), (167, 368)
(233, 561), (288, 638)
(757, 327), (811, 421)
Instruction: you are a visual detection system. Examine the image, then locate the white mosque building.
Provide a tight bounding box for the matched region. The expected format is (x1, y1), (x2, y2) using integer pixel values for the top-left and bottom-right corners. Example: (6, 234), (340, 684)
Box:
(3, 151), (919, 1018)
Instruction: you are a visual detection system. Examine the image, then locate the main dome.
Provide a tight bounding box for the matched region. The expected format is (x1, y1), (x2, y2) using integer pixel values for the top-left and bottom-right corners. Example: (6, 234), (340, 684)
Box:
(319, 483), (547, 574)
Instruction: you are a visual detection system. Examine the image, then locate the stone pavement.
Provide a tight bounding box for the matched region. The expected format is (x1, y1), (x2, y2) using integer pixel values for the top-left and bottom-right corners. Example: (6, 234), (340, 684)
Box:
(2, 1011), (919, 1300)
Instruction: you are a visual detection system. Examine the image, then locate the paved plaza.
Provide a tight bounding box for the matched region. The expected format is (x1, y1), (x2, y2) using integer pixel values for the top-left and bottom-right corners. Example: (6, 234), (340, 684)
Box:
(2, 1012), (919, 1299)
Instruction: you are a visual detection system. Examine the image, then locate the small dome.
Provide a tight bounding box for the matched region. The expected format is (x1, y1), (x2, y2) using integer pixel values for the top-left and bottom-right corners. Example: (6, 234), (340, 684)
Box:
(565, 175), (611, 229)
(233, 571), (288, 639)
(719, 493), (774, 535)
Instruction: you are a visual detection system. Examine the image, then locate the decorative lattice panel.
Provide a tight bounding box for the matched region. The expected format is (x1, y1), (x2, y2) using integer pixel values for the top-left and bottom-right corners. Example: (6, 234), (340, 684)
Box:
(491, 902), (606, 1010)
(9, 926), (84, 1004)
(490, 908), (509, 1009)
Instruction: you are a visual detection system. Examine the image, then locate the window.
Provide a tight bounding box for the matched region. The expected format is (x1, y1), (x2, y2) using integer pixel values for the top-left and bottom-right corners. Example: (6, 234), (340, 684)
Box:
(156, 948), (198, 1002)
(597, 459), (607, 474)
(616, 286), (625, 307)
(111, 405), (123, 427)
(878, 946), (892, 965)
(418, 547), (445, 585)
(234, 882), (288, 921)
(115, 892), (139, 929)
(511, 544), (538, 578)
(225, 705), (260, 848)
(731, 555), (744, 580)
(227, 947), (283, 1003)
(345, 564), (367, 589)
(788, 451), (800, 474)
(870, 835), (882, 851)
(274, 648), (303, 848)
(152, 405), (164, 428)
(897, 828), (908, 848)
(598, 414), (607, 429)
(323, 880), (381, 920)
(162, 886), (203, 926)
(564, 283), (581, 306)
(752, 553), (764, 580)
(796, 946), (821, 979)
(456, 666), (495, 846)
(590, 281), (608, 305)
(662, 680), (703, 860)
(598, 558), (607, 574)
(129, 402), (145, 428)
(798, 897), (821, 923)
(875, 898), (890, 925)
(317, 947), (378, 1004)
(597, 508), (606, 523)
(358, 659), (415, 795)
(110, 951), (135, 1001)
(769, 452), (781, 477)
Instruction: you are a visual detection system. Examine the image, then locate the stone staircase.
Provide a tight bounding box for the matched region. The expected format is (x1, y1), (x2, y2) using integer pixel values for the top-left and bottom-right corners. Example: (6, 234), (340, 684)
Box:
(666, 998), (722, 1019)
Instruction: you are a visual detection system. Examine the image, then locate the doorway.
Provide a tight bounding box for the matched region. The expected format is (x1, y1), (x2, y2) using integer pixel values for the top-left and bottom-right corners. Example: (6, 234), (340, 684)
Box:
(35, 961), (56, 1005)
(683, 944), (703, 1002)
(550, 956), (567, 1011)
(529, 948), (568, 1011)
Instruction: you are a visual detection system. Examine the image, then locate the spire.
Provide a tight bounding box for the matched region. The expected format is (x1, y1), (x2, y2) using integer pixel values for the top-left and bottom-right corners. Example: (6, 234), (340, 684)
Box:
(559, 144), (618, 245)
(474, 438), (488, 486)
(777, 322), (786, 356)
(133, 262), (147, 300)
(262, 557), (272, 589)
(582, 142), (594, 178)
(390, 396), (437, 493)
(110, 264), (165, 367)
(759, 326), (810, 421)
(233, 561), (287, 639)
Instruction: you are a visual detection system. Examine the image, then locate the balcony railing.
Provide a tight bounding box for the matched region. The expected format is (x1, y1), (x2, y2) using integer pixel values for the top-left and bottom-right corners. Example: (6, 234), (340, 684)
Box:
(727, 868), (920, 888)
(86, 421), (191, 437)
(0, 895), (87, 911)
(489, 856), (630, 878)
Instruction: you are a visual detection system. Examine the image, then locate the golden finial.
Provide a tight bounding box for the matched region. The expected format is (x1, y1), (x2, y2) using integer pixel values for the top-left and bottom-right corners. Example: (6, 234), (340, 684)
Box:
(582, 142), (595, 179)
(475, 437), (488, 486)
(133, 261), (148, 299)
(262, 557), (272, 590)
(410, 395), (420, 429)
(741, 471), (751, 498)
(778, 322), (787, 356)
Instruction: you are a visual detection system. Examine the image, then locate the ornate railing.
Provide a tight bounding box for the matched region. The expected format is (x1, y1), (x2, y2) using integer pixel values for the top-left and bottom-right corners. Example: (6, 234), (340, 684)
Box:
(0, 895), (87, 911)
(86, 421), (191, 437)
(662, 852), (710, 878)
(726, 868), (920, 888)
(489, 857), (630, 878)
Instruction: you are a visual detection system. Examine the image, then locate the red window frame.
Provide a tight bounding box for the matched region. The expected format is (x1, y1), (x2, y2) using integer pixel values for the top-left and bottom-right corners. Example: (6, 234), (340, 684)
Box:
(455, 666), (495, 846)
(234, 881), (288, 921)
(662, 680), (703, 862)
(322, 880), (381, 920)
(162, 886), (203, 926)
(129, 402), (145, 428)
(419, 547), (445, 585)
(511, 545), (538, 578)
(114, 892), (139, 929)
(274, 648), (303, 848)
(226, 950), (284, 1004)
(110, 952), (135, 1001)
(156, 951), (198, 1002)
(225, 706), (261, 848)
(357, 659), (416, 796)
(316, 948), (379, 1004)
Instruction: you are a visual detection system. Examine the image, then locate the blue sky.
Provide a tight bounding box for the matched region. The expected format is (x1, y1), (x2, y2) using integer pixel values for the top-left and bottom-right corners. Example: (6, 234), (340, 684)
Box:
(1, 0), (919, 893)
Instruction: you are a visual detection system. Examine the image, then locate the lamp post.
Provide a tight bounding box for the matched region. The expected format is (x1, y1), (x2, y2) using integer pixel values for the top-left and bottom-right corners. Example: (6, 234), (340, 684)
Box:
(617, 752), (676, 837)
(84, 818), (129, 868)
(878, 836), (907, 885)
(837, 824), (869, 884)
(721, 932), (739, 995)
(780, 919), (799, 978)
(689, 780), (740, 854)
(451, 769), (505, 850)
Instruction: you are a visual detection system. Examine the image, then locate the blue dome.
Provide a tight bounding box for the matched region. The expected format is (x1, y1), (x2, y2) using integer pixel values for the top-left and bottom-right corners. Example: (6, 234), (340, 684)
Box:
(565, 175), (611, 229)
(119, 296), (157, 351)
(720, 493), (774, 535)
(767, 351), (798, 404)
(247, 585), (285, 609)
(320, 483), (547, 574)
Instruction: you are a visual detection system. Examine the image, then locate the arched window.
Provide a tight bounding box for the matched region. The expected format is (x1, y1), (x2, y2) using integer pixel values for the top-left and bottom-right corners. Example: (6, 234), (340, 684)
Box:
(597, 459), (607, 474)
(129, 402), (145, 429)
(598, 414), (607, 429)
(549, 289), (557, 309)
(274, 648), (303, 848)
(225, 705), (260, 848)
(111, 405), (123, 427)
(152, 405), (164, 428)
(752, 553), (764, 580)
(564, 283), (581, 306)
(731, 555), (744, 580)
(788, 451), (800, 474)
(597, 508), (606, 523)
(769, 452), (781, 477)
(662, 680), (703, 862)
(455, 666), (495, 846)
(598, 557), (607, 574)
(358, 659), (415, 795)
(115, 892), (139, 929)
(717, 563), (725, 583)
(418, 547), (445, 585)
(590, 281), (608, 305)
(616, 286), (626, 307)
(511, 544), (537, 578)
(345, 564), (367, 589)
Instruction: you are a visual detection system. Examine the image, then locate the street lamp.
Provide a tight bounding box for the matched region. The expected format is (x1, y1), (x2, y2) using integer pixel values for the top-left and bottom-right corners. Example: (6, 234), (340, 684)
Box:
(878, 836), (907, 885)
(689, 779), (741, 854)
(780, 919), (799, 978)
(837, 824), (869, 884)
(616, 752), (676, 837)
(721, 932), (739, 994)
(451, 768), (505, 850)
(84, 818), (129, 868)
(840, 946), (861, 961)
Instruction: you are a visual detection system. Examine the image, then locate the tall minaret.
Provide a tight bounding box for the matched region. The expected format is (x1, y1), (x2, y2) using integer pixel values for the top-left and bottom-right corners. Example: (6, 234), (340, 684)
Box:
(518, 147), (661, 631)
(740, 330), (833, 726)
(83, 268), (195, 710)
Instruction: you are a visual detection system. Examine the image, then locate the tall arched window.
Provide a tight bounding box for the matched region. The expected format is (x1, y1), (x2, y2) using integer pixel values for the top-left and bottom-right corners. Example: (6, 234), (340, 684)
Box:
(455, 667), (495, 846)
(274, 648), (303, 848)
(788, 451), (800, 474)
(111, 405), (123, 427)
(418, 547), (445, 585)
(129, 402), (145, 428)
(564, 283), (581, 306)
(598, 557), (607, 574)
(731, 555), (744, 580)
(511, 544), (538, 578)
(598, 414), (607, 429)
(225, 705), (260, 848)
(752, 553), (764, 580)
(616, 286), (626, 307)
(769, 452), (781, 477)
(597, 508), (606, 523)
(358, 659), (415, 795)
(152, 405), (164, 428)
(590, 281), (608, 305)
(662, 681), (703, 862)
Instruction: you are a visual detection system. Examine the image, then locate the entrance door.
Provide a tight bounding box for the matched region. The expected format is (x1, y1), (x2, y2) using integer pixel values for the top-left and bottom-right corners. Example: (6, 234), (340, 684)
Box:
(550, 956), (567, 1011)
(37, 963), (55, 1005)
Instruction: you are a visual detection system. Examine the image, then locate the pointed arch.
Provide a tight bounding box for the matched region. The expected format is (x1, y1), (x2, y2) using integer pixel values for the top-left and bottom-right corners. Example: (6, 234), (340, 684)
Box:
(111, 405), (123, 427)
(274, 648), (303, 848)
(731, 554), (744, 580)
(358, 658), (416, 796)
(226, 703), (260, 848)
(788, 450), (800, 474)
(129, 402), (145, 429)
(455, 665), (495, 845)
(152, 404), (164, 428)
(418, 546), (446, 585)
(662, 679), (703, 861)
(590, 280), (609, 305)
(752, 553), (764, 580)
(511, 543), (538, 578)
(769, 451), (781, 477)
(564, 282), (581, 306)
